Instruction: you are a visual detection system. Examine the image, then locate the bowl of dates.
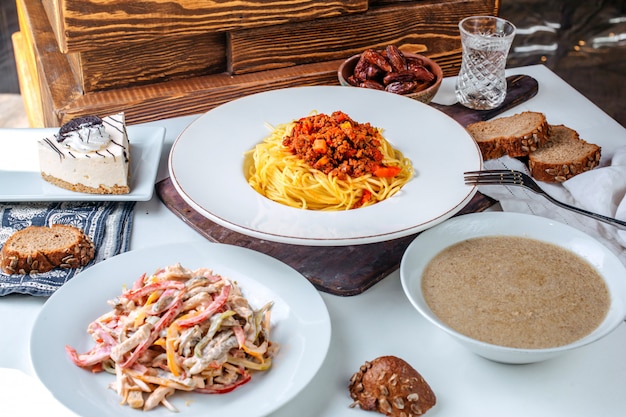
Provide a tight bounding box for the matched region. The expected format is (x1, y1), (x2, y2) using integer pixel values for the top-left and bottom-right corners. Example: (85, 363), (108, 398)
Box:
(338, 45), (443, 104)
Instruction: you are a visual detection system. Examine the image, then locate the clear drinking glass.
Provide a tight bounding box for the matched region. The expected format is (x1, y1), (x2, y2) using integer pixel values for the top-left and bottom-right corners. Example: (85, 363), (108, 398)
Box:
(455, 16), (516, 110)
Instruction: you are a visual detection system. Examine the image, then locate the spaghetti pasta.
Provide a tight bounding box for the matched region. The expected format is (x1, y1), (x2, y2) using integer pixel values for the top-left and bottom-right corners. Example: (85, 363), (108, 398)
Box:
(246, 111), (413, 210)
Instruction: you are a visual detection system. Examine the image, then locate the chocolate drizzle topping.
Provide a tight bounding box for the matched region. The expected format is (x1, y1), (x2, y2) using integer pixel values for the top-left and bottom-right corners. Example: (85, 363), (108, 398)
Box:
(103, 115), (124, 134)
(43, 137), (65, 162)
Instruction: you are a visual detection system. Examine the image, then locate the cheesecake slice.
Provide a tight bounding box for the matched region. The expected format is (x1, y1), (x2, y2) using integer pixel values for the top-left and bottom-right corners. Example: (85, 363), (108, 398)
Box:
(38, 113), (130, 194)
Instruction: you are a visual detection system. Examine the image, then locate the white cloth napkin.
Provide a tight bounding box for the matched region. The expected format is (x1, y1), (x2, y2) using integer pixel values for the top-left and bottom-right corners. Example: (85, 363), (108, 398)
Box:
(477, 145), (626, 266)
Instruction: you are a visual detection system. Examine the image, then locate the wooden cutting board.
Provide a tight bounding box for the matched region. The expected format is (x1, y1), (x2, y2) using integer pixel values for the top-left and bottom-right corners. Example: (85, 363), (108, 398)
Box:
(156, 75), (538, 296)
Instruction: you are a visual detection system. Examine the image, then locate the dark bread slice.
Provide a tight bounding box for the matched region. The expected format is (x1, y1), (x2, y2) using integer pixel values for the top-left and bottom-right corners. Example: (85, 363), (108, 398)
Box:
(466, 111), (549, 160)
(0, 224), (95, 274)
(349, 355), (436, 416)
(529, 124), (601, 182)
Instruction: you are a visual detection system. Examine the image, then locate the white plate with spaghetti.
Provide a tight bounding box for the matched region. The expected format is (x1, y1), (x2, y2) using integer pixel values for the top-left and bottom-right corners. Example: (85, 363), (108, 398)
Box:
(30, 241), (331, 417)
(169, 86), (482, 246)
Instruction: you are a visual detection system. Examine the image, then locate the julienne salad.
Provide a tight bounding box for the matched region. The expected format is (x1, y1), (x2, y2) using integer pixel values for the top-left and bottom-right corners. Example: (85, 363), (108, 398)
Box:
(65, 263), (278, 411)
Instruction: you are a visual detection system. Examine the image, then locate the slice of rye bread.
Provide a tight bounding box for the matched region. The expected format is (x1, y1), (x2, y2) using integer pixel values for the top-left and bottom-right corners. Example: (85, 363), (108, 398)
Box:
(466, 111), (549, 160)
(529, 124), (601, 182)
(0, 224), (95, 274)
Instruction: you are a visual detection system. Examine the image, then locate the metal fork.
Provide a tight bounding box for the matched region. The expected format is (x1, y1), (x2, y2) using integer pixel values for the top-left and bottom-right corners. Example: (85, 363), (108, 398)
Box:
(464, 170), (626, 230)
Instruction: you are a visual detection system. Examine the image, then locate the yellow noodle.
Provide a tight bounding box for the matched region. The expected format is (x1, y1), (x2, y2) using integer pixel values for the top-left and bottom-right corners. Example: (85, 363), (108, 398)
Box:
(246, 119), (413, 211)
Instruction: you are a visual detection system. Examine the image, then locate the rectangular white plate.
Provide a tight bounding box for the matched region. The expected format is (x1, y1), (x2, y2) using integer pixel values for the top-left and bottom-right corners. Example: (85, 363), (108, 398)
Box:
(0, 126), (165, 201)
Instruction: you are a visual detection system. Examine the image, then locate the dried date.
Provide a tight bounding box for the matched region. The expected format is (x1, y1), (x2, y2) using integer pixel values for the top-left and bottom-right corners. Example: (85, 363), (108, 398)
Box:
(348, 45), (437, 96)
(385, 81), (419, 95)
(365, 64), (383, 80)
(405, 56), (426, 68)
(362, 49), (393, 72)
(352, 55), (369, 81)
(347, 75), (361, 87)
(410, 65), (435, 83)
(360, 79), (385, 90)
(385, 45), (407, 72)
(383, 70), (419, 85)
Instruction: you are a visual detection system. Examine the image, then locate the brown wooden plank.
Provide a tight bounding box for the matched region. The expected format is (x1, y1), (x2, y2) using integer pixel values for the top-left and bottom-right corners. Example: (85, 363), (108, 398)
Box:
(56, 60), (343, 126)
(69, 32), (227, 92)
(11, 31), (44, 127)
(41, 0), (64, 51)
(154, 74), (537, 296)
(369, 0), (501, 11)
(41, 0), (369, 53)
(429, 74), (539, 127)
(229, 0), (498, 76)
(16, 0), (82, 127)
(155, 177), (496, 296)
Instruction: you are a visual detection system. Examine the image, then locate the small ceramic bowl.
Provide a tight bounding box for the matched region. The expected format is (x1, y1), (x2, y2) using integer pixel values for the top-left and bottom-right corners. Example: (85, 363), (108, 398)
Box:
(338, 52), (443, 104)
(400, 212), (626, 364)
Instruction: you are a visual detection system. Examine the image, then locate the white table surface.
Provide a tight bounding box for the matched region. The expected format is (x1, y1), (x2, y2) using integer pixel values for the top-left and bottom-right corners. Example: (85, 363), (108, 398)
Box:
(1, 65), (625, 417)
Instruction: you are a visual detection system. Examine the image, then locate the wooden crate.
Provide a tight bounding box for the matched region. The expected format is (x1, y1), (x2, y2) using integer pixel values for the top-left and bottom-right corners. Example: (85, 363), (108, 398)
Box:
(16, 0), (499, 127)
(58, 0), (497, 94)
(41, 0), (369, 53)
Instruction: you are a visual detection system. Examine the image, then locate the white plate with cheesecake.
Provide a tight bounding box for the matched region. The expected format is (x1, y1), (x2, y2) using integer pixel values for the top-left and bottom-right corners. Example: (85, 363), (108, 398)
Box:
(0, 125), (165, 201)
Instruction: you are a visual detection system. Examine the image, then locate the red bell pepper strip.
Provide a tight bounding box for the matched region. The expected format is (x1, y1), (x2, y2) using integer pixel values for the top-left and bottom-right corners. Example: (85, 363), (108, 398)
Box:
(65, 344), (112, 368)
(123, 280), (185, 301)
(119, 292), (184, 368)
(353, 189), (372, 209)
(175, 283), (231, 328)
(193, 368), (251, 394)
(373, 165), (402, 177)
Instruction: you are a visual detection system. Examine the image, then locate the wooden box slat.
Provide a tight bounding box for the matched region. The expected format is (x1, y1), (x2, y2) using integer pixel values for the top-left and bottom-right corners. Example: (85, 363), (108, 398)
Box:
(41, 0), (369, 53)
(11, 31), (44, 128)
(68, 32), (227, 92)
(57, 61), (343, 126)
(229, 0), (498, 77)
(17, 0), (82, 127)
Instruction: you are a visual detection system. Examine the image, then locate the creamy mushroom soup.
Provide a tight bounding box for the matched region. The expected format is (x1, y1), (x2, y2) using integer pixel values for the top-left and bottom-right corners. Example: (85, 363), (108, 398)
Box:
(421, 236), (610, 349)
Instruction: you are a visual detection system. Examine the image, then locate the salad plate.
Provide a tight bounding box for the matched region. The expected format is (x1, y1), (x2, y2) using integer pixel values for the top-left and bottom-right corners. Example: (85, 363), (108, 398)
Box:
(30, 242), (331, 417)
(169, 86), (482, 246)
(0, 126), (165, 201)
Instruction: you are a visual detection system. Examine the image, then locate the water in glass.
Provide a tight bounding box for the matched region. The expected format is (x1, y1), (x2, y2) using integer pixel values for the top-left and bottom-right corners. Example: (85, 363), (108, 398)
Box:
(455, 16), (516, 110)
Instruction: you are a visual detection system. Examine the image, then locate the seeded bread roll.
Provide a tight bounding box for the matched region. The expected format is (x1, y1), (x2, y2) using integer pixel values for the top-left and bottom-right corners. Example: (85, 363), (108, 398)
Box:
(0, 224), (95, 275)
(466, 111), (549, 160)
(528, 124), (601, 182)
(349, 356), (436, 417)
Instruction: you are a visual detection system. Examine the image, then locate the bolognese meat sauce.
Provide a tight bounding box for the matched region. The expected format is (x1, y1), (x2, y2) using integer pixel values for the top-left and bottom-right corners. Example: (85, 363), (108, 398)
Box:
(282, 111), (400, 180)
